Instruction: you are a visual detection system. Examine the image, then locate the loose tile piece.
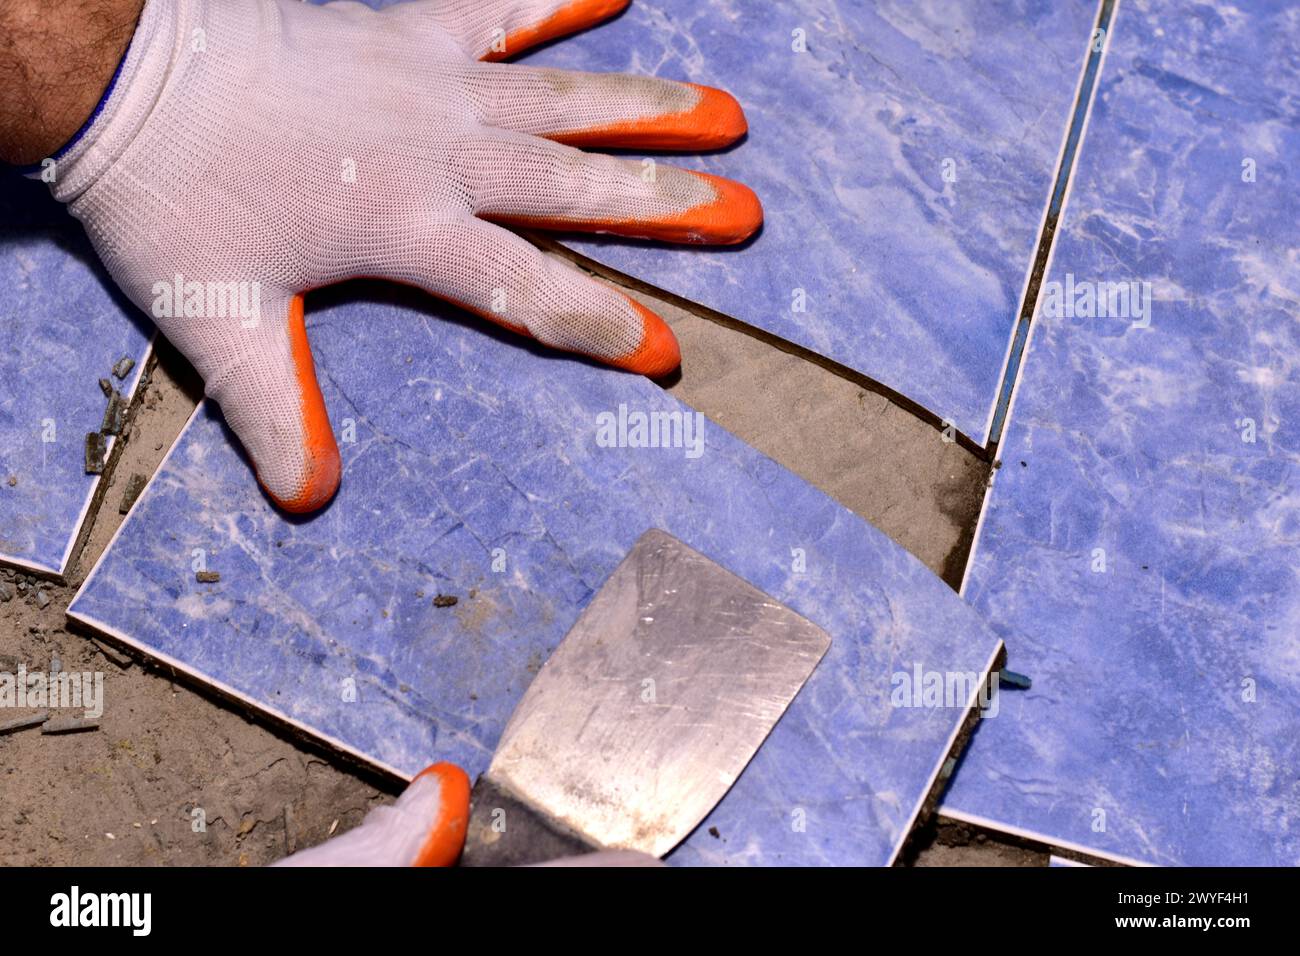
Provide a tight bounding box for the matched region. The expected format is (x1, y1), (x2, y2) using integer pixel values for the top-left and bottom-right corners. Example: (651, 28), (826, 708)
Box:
(514, 0), (1098, 440)
(0, 183), (151, 575)
(70, 285), (1003, 866)
(942, 0), (1300, 866)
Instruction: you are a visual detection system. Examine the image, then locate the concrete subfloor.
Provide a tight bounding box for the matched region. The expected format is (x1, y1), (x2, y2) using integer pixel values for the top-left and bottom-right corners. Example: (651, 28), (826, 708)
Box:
(0, 255), (1043, 866)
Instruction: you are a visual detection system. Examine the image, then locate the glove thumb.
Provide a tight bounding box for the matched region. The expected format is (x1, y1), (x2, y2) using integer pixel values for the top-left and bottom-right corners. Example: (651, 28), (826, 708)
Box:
(201, 292), (341, 513)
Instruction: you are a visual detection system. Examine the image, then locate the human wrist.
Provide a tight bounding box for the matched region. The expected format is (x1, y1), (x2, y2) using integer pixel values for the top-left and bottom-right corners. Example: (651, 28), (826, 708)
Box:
(0, 0), (147, 165)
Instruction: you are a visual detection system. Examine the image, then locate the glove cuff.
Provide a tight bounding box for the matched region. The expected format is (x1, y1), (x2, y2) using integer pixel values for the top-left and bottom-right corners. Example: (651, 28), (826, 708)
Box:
(34, 0), (182, 203)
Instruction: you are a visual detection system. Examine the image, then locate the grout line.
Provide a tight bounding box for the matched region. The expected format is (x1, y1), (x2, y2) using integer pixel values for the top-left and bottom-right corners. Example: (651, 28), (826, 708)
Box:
(984, 0), (1118, 454)
(959, 0), (1119, 599)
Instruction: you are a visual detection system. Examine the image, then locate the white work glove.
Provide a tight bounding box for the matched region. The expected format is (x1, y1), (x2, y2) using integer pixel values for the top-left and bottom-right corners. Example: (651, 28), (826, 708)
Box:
(46, 0), (760, 511)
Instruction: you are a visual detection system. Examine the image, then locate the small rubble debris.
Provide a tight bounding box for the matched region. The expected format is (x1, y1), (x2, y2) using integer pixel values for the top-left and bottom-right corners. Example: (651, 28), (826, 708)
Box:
(34, 589), (50, 610)
(98, 378), (113, 397)
(432, 594), (458, 608)
(101, 391), (125, 436)
(41, 716), (100, 735)
(84, 433), (107, 474)
(0, 712), (49, 736)
(5, 475), (15, 487)
(112, 356), (135, 379)
(196, 570), (221, 584)
(0, 582), (13, 603)
(90, 637), (133, 669)
(118, 473), (149, 514)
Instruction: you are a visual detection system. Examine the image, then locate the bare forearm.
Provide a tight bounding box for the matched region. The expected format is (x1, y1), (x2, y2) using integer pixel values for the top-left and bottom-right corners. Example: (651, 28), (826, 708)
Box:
(0, 0), (145, 164)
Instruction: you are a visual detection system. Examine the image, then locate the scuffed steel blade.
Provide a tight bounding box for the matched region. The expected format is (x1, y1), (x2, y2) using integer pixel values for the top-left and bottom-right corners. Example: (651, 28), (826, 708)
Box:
(485, 528), (831, 858)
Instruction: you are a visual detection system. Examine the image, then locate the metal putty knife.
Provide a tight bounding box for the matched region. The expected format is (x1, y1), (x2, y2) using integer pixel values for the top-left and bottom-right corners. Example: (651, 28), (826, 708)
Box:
(459, 528), (831, 866)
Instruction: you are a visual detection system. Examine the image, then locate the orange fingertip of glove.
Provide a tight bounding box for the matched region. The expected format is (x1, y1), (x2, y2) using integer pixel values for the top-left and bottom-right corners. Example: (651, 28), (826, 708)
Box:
(264, 295), (341, 514)
(608, 297), (681, 378)
(482, 0), (630, 61)
(411, 762), (472, 867)
(549, 84), (748, 151)
(602, 170), (760, 245)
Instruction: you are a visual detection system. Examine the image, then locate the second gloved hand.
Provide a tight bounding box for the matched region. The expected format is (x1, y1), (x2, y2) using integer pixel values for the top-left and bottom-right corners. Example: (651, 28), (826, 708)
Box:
(48, 0), (761, 511)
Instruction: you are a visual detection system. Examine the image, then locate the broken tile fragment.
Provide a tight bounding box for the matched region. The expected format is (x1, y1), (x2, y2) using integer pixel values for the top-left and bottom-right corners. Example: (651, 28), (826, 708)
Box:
(112, 356), (135, 379)
(41, 717), (100, 735)
(119, 473), (149, 514)
(90, 637), (134, 669)
(0, 712), (50, 736)
(100, 391), (125, 436)
(84, 433), (107, 474)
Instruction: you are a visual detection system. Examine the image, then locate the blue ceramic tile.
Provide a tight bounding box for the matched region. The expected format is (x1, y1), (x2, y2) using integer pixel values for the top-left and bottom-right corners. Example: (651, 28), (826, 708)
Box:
(0, 180), (151, 575)
(516, 0), (1099, 441)
(70, 282), (1003, 865)
(942, 0), (1300, 865)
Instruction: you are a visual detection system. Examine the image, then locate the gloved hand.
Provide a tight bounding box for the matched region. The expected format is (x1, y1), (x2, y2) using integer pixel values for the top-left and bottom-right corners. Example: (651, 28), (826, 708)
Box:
(275, 761), (661, 866)
(45, 0), (760, 511)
